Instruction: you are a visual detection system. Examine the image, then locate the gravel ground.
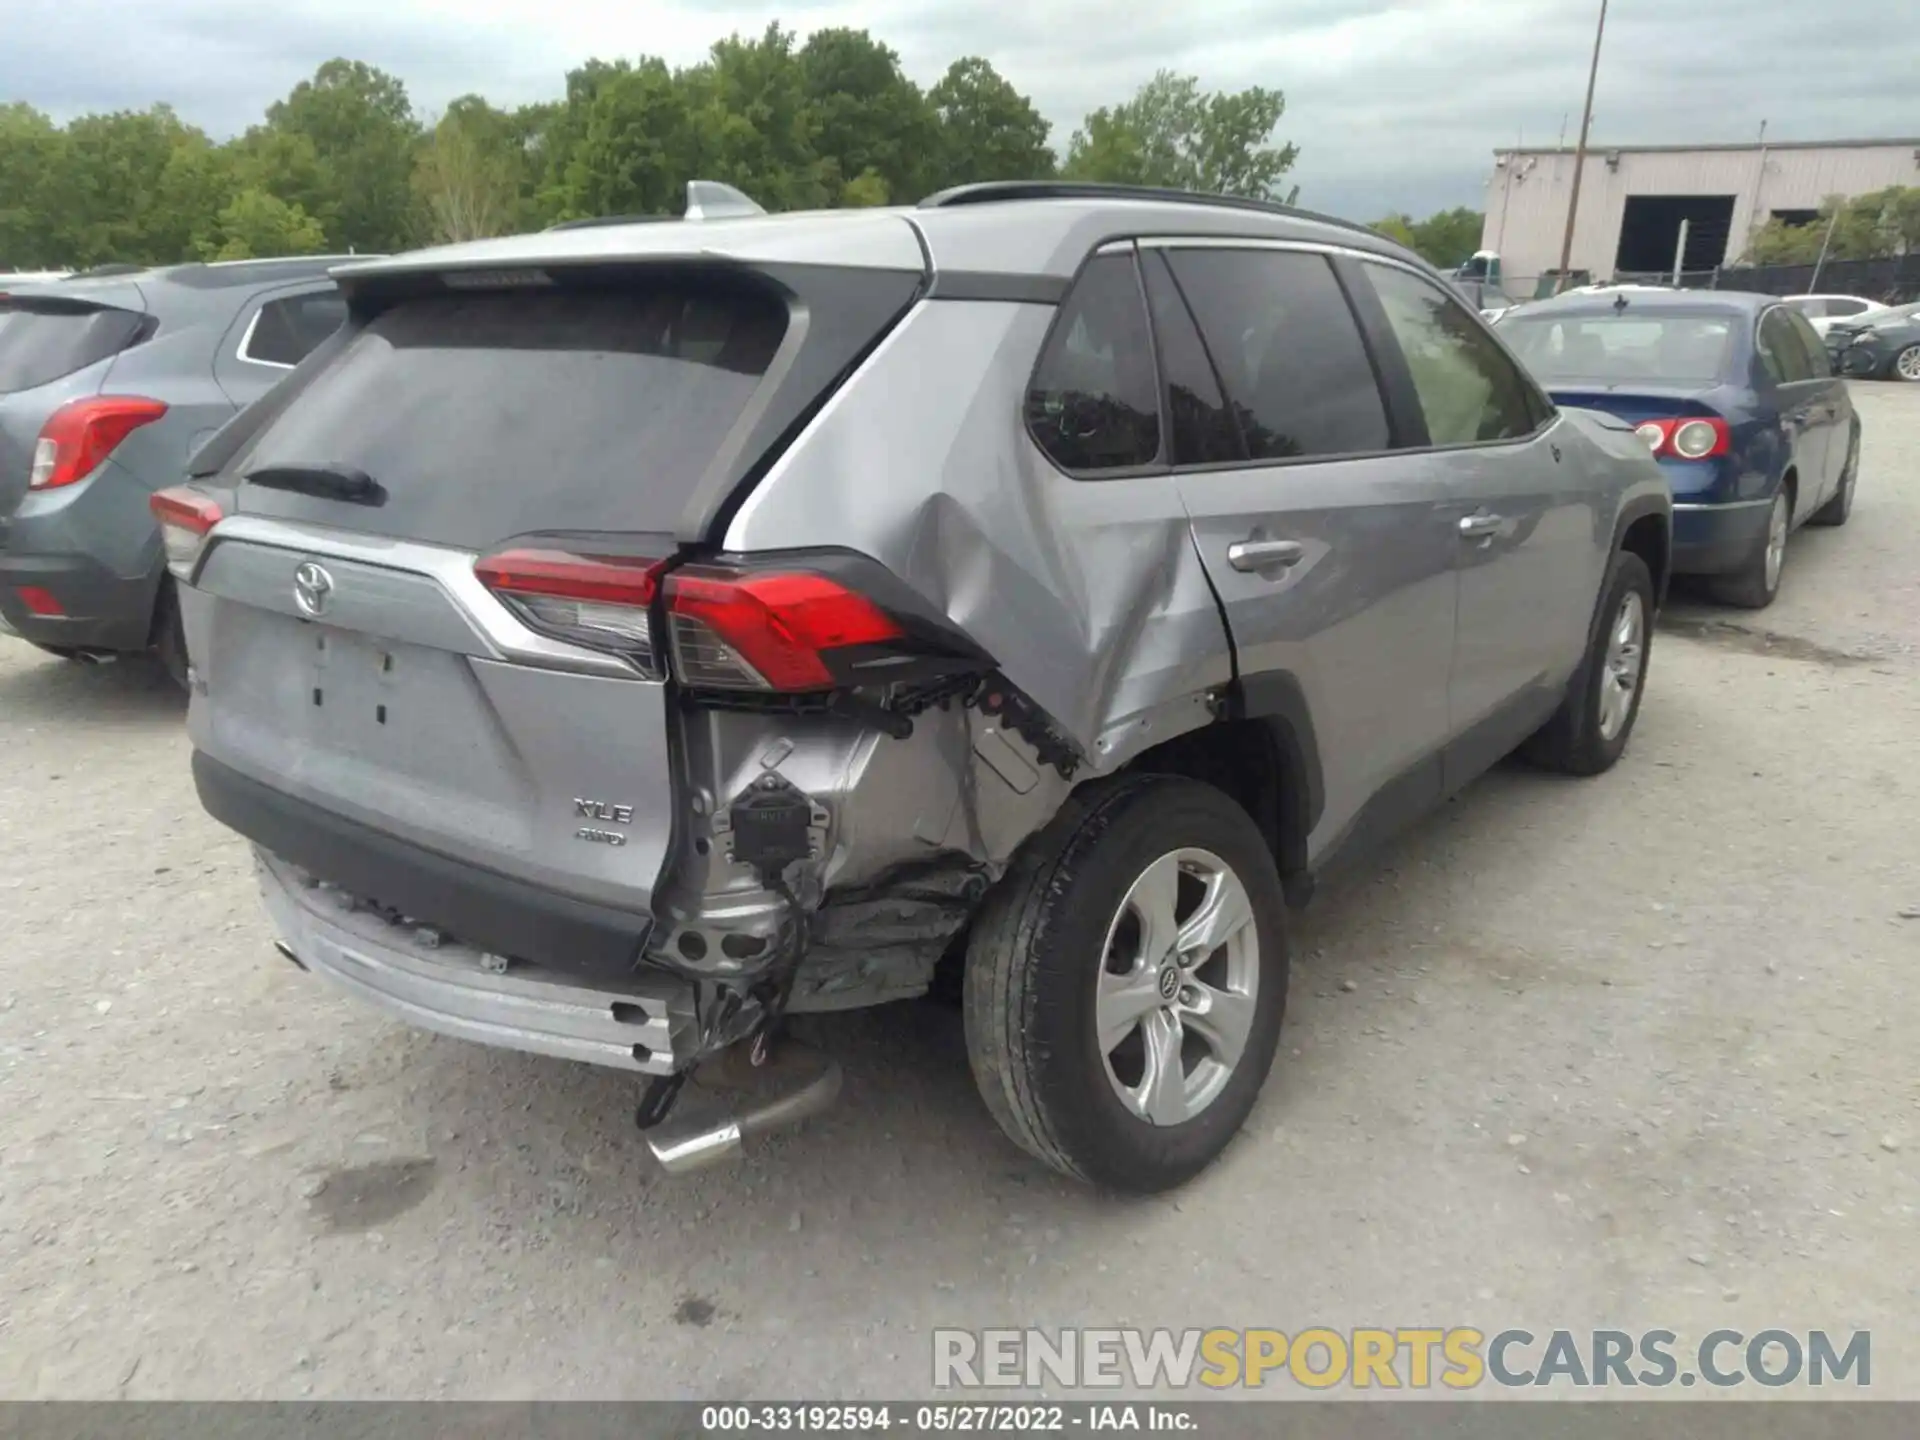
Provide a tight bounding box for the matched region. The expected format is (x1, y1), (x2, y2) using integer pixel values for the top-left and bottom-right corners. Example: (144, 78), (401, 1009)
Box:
(2, 385), (1917, 1401)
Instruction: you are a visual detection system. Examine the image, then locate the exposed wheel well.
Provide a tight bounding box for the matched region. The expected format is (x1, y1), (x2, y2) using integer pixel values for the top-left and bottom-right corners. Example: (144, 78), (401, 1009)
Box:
(1119, 719), (1310, 902)
(1619, 513), (1670, 608)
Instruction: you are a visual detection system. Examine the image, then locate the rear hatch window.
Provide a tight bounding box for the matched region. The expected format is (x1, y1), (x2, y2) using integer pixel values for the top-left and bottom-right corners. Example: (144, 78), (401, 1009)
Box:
(231, 278), (789, 549)
(0, 301), (150, 394)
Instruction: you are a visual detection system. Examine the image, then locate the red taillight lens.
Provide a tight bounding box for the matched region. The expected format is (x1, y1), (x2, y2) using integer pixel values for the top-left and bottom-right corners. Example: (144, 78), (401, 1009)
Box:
(475, 548), (667, 673)
(1635, 416), (1729, 460)
(30, 396), (168, 490)
(664, 566), (906, 692)
(149, 486), (224, 578)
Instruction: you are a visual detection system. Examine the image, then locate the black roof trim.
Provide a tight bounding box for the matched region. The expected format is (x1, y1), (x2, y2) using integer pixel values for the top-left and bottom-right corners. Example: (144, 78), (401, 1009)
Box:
(918, 181), (1375, 241)
(544, 214), (677, 231)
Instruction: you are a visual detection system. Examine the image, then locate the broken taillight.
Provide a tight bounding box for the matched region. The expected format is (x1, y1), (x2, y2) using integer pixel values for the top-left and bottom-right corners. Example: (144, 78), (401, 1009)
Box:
(148, 487), (224, 579)
(662, 565), (906, 691)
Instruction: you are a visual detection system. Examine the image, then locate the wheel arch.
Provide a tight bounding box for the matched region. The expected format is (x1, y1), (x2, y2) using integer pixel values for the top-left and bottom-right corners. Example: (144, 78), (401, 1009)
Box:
(1610, 493), (1673, 610)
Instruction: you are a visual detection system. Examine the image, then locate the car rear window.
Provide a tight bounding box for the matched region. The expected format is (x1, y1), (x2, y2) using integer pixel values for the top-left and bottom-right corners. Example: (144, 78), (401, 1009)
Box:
(0, 304), (149, 394)
(235, 279), (789, 547)
(1501, 311), (1734, 385)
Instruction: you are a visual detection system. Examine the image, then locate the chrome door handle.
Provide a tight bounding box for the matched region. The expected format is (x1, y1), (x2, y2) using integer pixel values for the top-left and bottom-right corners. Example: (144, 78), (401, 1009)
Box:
(1458, 513), (1503, 539)
(1226, 538), (1304, 573)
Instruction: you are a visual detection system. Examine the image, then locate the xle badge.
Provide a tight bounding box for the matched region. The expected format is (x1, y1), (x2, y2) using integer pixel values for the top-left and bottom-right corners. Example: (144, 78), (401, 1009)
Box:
(574, 797), (633, 847)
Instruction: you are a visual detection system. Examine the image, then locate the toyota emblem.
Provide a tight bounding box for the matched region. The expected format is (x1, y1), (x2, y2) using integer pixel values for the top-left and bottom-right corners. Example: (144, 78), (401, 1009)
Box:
(292, 561), (335, 618)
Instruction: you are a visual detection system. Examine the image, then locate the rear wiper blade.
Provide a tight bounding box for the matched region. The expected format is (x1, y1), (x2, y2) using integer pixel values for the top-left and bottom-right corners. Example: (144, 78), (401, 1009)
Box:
(243, 463), (386, 506)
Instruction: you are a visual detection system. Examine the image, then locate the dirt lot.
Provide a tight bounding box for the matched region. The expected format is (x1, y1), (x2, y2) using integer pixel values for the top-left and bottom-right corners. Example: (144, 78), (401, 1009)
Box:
(2, 385), (1917, 1401)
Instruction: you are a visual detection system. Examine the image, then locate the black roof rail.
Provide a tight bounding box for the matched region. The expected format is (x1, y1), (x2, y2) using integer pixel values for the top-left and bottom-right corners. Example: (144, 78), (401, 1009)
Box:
(917, 181), (1378, 241)
(545, 214), (676, 232)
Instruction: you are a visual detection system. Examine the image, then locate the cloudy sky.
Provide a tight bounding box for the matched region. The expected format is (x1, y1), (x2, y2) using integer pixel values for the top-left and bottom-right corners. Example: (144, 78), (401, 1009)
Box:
(5, 0), (1914, 220)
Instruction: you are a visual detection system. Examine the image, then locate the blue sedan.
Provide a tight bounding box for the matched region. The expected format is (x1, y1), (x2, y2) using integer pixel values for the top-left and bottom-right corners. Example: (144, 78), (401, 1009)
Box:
(1500, 290), (1859, 608)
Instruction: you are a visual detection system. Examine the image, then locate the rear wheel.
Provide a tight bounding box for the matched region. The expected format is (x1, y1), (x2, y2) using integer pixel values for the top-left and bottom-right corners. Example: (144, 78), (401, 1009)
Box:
(1892, 344), (1920, 383)
(153, 582), (190, 691)
(1712, 489), (1788, 609)
(963, 776), (1288, 1192)
(1523, 549), (1653, 776)
(1809, 430), (1858, 527)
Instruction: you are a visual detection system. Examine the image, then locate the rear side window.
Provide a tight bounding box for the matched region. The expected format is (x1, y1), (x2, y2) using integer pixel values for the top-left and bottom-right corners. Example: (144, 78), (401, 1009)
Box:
(1757, 309), (1812, 383)
(0, 305), (147, 394)
(1026, 251), (1161, 473)
(242, 290), (348, 367)
(1140, 251), (1241, 466)
(236, 280), (788, 548)
(1782, 309), (1831, 377)
(1165, 248), (1389, 461)
(1828, 299), (1869, 318)
(1362, 262), (1537, 446)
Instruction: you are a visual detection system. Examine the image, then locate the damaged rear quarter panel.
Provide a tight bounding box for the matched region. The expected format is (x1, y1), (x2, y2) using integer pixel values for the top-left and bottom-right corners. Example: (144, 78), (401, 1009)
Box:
(721, 298), (1231, 772)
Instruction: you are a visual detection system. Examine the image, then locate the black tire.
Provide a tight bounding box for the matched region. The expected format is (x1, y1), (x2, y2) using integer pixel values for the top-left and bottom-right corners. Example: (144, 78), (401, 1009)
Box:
(1808, 429), (1858, 527)
(1522, 549), (1654, 777)
(1711, 488), (1789, 610)
(963, 775), (1289, 1193)
(153, 582), (190, 692)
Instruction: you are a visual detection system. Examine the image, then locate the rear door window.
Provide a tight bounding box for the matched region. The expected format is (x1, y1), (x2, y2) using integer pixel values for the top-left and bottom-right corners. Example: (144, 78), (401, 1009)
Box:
(234, 278), (789, 548)
(1026, 251), (1162, 473)
(1361, 262), (1538, 446)
(241, 290), (348, 368)
(1782, 309), (1832, 377)
(0, 304), (148, 393)
(1140, 251), (1242, 466)
(1166, 248), (1390, 460)
(1758, 309), (1812, 383)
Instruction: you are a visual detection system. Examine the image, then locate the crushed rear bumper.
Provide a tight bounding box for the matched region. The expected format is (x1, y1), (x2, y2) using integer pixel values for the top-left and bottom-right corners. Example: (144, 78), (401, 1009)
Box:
(256, 851), (697, 1075)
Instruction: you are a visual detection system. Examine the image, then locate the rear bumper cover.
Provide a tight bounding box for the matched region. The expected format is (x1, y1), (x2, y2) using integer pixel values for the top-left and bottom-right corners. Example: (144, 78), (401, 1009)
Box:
(256, 852), (695, 1074)
(193, 751), (657, 983)
(0, 544), (159, 651)
(1671, 499), (1773, 577)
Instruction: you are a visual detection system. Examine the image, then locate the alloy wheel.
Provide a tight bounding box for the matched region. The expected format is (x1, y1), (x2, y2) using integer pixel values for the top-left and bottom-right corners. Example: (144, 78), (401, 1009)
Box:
(1095, 849), (1259, 1126)
(1764, 493), (1788, 594)
(1895, 345), (1920, 382)
(1597, 589), (1645, 742)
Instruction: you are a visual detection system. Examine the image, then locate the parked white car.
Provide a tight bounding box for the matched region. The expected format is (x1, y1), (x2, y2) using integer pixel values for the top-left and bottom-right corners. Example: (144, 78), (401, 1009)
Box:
(1781, 294), (1891, 336)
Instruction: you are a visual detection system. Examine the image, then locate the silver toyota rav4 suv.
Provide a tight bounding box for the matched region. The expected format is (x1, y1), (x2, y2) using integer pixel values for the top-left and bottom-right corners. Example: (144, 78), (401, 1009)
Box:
(160, 182), (1670, 1192)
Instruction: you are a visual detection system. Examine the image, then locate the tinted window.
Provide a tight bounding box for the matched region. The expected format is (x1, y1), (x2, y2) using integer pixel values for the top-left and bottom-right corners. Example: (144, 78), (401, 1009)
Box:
(238, 279), (788, 547)
(1026, 252), (1160, 472)
(1781, 297), (1824, 318)
(1758, 309), (1812, 383)
(1782, 310), (1831, 377)
(1166, 249), (1388, 460)
(1501, 311), (1734, 385)
(1363, 263), (1536, 446)
(243, 290), (348, 367)
(1829, 299), (1872, 318)
(1141, 251), (1241, 466)
(0, 304), (147, 394)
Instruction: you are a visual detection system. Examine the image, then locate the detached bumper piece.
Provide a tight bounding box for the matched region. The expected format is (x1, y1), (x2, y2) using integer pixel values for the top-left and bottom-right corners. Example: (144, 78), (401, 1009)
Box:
(256, 853), (696, 1075)
(642, 1041), (843, 1174)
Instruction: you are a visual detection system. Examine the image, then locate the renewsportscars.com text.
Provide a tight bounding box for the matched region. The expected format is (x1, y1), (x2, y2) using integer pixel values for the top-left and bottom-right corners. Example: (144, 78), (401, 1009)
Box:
(933, 1327), (1870, 1391)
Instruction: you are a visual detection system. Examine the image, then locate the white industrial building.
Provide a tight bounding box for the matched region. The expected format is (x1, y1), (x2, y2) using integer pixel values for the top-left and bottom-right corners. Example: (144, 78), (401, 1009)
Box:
(1479, 137), (1920, 290)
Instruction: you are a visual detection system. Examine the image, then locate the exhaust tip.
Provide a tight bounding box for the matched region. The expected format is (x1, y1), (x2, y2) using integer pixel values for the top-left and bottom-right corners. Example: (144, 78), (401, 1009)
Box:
(273, 940), (309, 972)
(645, 1047), (842, 1175)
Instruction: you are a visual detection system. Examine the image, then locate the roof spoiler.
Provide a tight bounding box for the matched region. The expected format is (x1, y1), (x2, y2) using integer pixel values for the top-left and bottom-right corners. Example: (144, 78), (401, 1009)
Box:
(546, 181), (767, 233)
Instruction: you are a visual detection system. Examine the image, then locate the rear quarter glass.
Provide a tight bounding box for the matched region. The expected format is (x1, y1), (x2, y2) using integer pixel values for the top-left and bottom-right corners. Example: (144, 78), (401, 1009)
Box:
(227, 279), (789, 551)
(0, 305), (150, 394)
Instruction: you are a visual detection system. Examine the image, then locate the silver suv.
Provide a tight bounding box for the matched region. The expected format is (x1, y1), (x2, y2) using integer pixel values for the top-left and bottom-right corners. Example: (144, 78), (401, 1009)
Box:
(161, 182), (1670, 1192)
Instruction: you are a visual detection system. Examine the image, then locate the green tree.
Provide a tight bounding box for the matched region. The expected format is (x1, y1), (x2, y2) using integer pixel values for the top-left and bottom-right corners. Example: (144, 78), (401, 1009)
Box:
(928, 57), (1055, 186)
(1064, 71), (1297, 201)
(1408, 207), (1484, 269)
(0, 104), (68, 267)
(798, 28), (940, 205)
(57, 106), (219, 265)
(262, 59), (422, 251)
(416, 96), (530, 242)
(1370, 213), (1417, 249)
(555, 57), (697, 220)
(194, 188), (328, 260)
(679, 24), (827, 211)
(1740, 186), (1920, 266)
